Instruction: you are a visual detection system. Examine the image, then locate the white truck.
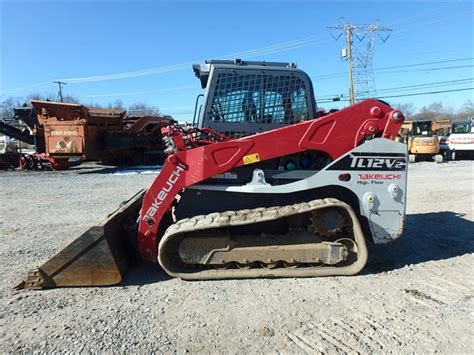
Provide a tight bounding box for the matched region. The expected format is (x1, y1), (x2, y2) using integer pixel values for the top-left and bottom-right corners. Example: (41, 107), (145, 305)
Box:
(448, 117), (474, 160)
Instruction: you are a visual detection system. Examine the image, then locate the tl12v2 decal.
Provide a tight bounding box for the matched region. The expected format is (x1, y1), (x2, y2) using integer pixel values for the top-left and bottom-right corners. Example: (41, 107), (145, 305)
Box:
(328, 152), (406, 171)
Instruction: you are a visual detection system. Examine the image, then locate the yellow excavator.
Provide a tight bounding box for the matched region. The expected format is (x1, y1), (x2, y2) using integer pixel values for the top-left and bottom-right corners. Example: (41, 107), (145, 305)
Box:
(399, 120), (443, 163)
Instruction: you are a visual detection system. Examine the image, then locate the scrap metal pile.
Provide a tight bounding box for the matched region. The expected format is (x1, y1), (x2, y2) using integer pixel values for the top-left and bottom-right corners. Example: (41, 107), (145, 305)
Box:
(0, 102), (174, 170)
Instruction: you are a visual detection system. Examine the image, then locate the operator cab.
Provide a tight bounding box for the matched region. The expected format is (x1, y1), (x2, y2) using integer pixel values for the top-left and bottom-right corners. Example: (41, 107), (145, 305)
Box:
(192, 59), (318, 137)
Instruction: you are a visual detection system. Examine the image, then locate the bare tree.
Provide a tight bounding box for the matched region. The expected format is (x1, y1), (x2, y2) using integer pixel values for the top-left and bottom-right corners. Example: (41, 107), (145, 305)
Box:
(420, 102), (445, 114)
(0, 97), (24, 123)
(127, 102), (160, 116)
(87, 102), (105, 109)
(392, 102), (415, 118)
(62, 95), (80, 104)
(413, 101), (454, 121)
(27, 93), (79, 104)
(107, 99), (125, 111)
(460, 99), (474, 116)
(113, 99), (124, 110)
(26, 93), (57, 102)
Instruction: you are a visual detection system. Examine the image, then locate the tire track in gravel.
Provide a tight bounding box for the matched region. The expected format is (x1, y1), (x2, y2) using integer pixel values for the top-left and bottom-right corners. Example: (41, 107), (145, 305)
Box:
(360, 310), (440, 351)
(356, 314), (408, 348)
(408, 270), (473, 305)
(286, 333), (323, 354)
(332, 318), (386, 351)
(430, 275), (471, 292)
(416, 281), (462, 304)
(310, 323), (360, 353)
(286, 314), (398, 354)
(405, 288), (445, 306)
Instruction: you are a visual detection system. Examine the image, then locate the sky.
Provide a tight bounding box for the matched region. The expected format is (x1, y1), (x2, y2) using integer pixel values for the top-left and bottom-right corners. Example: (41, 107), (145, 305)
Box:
(1, 0), (473, 121)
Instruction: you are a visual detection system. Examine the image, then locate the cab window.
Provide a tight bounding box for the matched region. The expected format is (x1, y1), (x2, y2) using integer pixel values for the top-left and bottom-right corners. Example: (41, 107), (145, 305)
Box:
(208, 72), (309, 124)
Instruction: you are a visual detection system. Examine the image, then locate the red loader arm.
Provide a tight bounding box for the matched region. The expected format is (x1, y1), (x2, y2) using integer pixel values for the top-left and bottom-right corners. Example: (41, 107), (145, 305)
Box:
(137, 99), (404, 262)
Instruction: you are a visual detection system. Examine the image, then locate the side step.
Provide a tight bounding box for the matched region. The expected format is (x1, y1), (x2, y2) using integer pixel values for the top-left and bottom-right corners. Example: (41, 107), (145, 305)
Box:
(16, 190), (145, 290)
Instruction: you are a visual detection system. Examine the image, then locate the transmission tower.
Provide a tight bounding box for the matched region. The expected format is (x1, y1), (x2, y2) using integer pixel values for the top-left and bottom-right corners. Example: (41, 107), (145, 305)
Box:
(328, 20), (391, 104)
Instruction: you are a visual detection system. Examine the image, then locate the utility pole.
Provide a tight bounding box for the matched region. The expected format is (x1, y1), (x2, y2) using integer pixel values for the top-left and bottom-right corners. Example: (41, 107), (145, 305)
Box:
(53, 81), (67, 102)
(328, 20), (391, 104)
(345, 25), (355, 105)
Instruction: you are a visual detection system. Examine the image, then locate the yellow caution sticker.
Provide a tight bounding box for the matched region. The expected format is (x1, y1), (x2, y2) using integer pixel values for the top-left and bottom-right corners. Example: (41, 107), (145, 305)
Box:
(243, 153), (260, 165)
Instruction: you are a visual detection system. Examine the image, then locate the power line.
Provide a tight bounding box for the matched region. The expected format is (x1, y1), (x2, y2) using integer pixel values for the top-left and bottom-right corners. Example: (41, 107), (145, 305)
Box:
(71, 73), (474, 102)
(57, 34), (331, 84)
(1, 81), (54, 95)
(394, 9), (472, 36)
(376, 79), (473, 93)
(5, 7), (470, 91)
(142, 87), (474, 113)
(311, 63), (474, 81)
(377, 64), (474, 74)
(412, 49), (473, 55)
(310, 57), (473, 79)
(395, 8), (471, 33)
(317, 87), (473, 103)
(374, 57), (473, 71)
(3, 1), (470, 93)
(226, 35), (331, 59)
(378, 87), (473, 99)
(78, 85), (197, 98)
(315, 78), (473, 99)
(386, 1), (458, 27)
(2, 34), (331, 92)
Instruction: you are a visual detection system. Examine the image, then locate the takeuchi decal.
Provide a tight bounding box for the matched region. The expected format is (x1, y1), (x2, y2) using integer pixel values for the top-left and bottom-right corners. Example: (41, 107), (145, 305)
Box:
(358, 173), (402, 180)
(143, 162), (187, 222)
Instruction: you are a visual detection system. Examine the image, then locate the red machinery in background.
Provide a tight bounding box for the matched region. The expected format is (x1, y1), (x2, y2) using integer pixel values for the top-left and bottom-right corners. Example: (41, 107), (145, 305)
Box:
(26, 101), (174, 169)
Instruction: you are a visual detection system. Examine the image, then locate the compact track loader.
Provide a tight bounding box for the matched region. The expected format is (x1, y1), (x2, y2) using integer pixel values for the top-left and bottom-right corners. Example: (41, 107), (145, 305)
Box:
(18, 60), (407, 289)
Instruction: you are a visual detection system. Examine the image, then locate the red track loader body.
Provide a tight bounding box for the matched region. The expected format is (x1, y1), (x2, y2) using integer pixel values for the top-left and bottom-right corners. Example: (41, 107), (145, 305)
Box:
(137, 99), (403, 262)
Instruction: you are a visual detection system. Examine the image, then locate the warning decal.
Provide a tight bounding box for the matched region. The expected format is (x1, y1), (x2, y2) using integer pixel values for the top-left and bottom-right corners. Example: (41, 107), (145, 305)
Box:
(243, 153), (261, 165)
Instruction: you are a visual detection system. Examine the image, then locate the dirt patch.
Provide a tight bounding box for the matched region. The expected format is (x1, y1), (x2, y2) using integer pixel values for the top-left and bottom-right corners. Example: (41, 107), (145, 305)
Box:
(1, 161), (473, 352)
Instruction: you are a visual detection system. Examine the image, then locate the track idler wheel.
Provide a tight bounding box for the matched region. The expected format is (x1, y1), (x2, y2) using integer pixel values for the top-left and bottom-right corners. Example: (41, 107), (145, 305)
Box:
(311, 207), (351, 237)
(335, 238), (358, 266)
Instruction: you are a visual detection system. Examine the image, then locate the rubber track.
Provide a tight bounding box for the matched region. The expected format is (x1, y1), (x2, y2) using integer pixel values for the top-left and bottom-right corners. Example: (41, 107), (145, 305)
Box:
(158, 197), (368, 280)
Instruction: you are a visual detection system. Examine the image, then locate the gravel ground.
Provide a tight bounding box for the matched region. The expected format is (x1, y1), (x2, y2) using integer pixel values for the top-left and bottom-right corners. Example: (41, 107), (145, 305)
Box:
(1, 161), (473, 353)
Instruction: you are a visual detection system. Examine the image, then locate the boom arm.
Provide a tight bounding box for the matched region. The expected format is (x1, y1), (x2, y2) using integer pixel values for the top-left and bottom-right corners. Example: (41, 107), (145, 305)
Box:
(137, 99), (404, 262)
